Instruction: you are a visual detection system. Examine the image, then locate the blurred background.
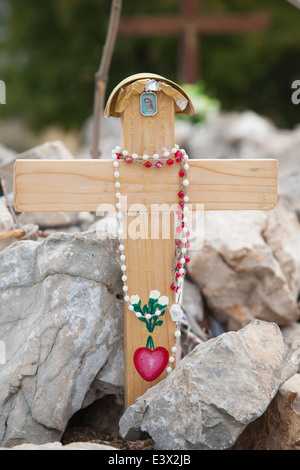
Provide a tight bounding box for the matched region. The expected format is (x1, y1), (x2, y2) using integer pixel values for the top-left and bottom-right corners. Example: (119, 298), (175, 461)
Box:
(0, 0), (299, 154)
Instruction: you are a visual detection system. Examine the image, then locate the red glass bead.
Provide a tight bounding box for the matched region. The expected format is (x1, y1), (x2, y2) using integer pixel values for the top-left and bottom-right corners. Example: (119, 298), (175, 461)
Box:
(175, 239), (182, 246)
(167, 159), (174, 166)
(176, 213), (183, 220)
(179, 169), (185, 177)
(175, 151), (183, 162)
(126, 156), (133, 164)
(144, 161), (152, 168)
(116, 153), (122, 159)
(181, 222), (185, 228)
(186, 230), (190, 237)
(176, 261), (181, 268)
(156, 161), (163, 168)
(170, 283), (177, 291)
(185, 256), (190, 263)
(178, 190), (185, 199)
(176, 226), (182, 234)
(175, 271), (181, 278)
(178, 202), (184, 210)
(185, 242), (190, 249)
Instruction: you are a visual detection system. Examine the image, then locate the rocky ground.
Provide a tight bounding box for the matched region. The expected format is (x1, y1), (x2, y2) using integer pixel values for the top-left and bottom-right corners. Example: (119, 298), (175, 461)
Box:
(1, 111), (300, 450)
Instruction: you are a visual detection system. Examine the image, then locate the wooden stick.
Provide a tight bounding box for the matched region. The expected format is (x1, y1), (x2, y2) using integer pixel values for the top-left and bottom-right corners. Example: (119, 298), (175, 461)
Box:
(90, 0), (123, 159)
(0, 229), (49, 241)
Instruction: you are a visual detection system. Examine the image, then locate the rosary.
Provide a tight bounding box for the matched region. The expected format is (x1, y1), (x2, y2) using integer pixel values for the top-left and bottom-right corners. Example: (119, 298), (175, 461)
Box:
(111, 145), (190, 381)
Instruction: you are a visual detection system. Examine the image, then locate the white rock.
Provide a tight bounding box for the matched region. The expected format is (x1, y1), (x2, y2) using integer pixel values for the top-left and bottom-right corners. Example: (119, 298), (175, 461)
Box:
(119, 320), (297, 450)
(187, 199), (300, 330)
(232, 374), (300, 450)
(0, 230), (123, 447)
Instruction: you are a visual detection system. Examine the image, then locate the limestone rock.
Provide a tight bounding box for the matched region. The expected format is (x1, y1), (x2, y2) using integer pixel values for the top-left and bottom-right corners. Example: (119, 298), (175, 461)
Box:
(187, 199), (300, 330)
(0, 230), (123, 447)
(0, 441), (118, 450)
(0, 143), (16, 166)
(0, 201), (14, 251)
(232, 374), (300, 450)
(18, 210), (95, 230)
(0, 140), (73, 194)
(119, 320), (297, 450)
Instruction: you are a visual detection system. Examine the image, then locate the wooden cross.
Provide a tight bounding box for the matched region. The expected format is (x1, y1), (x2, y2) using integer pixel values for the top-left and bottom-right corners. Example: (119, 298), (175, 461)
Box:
(14, 73), (278, 408)
(118, 0), (271, 83)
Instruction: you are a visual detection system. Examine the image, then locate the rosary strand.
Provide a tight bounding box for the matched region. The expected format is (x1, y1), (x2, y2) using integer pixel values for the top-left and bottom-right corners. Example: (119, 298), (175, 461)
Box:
(112, 145), (190, 373)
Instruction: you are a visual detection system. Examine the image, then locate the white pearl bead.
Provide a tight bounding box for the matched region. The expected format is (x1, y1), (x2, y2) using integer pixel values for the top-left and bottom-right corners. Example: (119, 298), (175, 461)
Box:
(167, 366), (172, 374)
(183, 196), (189, 202)
(155, 310), (161, 316)
(153, 154), (159, 159)
(121, 275), (127, 282)
(115, 146), (121, 152)
(122, 150), (128, 156)
(120, 254), (126, 261)
(119, 244), (125, 251)
(145, 314), (151, 320)
(113, 161), (119, 167)
(180, 258), (185, 265)
(124, 295), (130, 302)
(121, 265), (127, 271)
(184, 164), (189, 170)
(181, 247), (187, 254)
(182, 237), (187, 243)
(115, 181), (120, 188)
(183, 179), (189, 187)
(132, 153), (138, 159)
(182, 227), (188, 233)
(123, 285), (128, 292)
(116, 192), (121, 199)
(112, 154), (117, 160)
(114, 171), (119, 178)
(169, 356), (175, 363)
(177, 288), (182, 294)
(175, 144), (179, 149)
(164, 151), (170, 157)
(175, 330), (181, 338)
(143, 154), (148, 160)
(116, 202), (121, 210)
(136, 312), (142, 318)
(179, 268), (184, 275)
(129, 305), (134, 311)
(117, 212), (122, 220)
(171, 346), (177, 353)
(172, 148), (177, 153)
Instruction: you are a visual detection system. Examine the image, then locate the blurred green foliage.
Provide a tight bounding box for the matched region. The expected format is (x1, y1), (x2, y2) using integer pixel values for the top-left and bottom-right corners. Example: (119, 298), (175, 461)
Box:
(0, 0), (300, 130)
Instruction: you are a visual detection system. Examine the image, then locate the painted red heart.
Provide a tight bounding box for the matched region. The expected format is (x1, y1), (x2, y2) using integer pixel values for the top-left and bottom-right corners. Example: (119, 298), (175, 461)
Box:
(133, 347), (169, 382)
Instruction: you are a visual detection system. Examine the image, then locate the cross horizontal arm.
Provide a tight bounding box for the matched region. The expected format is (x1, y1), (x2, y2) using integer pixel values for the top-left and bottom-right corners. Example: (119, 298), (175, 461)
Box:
(14, 159), (278, 213)
(118, 13), (271, 37)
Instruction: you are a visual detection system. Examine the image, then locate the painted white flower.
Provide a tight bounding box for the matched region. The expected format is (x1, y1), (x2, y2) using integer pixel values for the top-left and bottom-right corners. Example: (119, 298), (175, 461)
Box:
(130, 294), (140, 305)
(149, 290), (160, 300)
(169, 304), (183, 322)
(158, 296), (169, 306)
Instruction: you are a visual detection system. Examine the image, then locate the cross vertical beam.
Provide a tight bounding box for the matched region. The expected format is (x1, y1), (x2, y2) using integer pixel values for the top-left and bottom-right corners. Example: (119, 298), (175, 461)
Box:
(118, 1), (271, 83)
